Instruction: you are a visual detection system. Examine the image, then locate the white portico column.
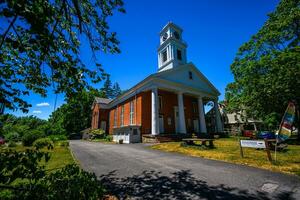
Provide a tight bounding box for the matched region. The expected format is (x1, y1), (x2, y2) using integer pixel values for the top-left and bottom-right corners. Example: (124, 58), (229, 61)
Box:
(177, 91), (187, 134)
(198, 97), (207, 133)
(214, 99), (223, 132)
(151, 88), (159, 135)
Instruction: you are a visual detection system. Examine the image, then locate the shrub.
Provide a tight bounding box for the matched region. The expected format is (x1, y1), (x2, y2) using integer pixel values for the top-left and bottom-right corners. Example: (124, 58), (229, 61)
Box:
(48, 134), (67, 142)
(22, 130), (45, 146)
(33, 138), (54, 150)
(0, 149), (105, 199)
(39, 164), (105, 199)
(90, 129), (105, 139)
(5, 132), (20, 142)
(104, 135), (113, 142)
(7, 141), (17, 147)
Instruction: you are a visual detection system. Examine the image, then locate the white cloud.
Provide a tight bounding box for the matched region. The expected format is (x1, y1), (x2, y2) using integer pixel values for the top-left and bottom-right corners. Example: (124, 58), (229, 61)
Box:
(33, 110), (42, 114)
(36, 102), (50, 107)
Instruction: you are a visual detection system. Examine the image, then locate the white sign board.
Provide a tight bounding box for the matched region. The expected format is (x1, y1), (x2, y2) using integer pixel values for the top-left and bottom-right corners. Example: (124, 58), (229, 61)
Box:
(240, 140), (266, 149)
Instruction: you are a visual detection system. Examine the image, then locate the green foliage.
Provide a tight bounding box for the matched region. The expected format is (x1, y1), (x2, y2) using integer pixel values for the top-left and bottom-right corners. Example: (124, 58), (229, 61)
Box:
(5, 132), (20, 142)
(102, 74), (114, 99)
(0, 149), (50, 185)
(48, 134), (67, 142)
(56, 141), (69, 147)
(39, 164), (105, 199)
(22, 130), (45, 146)
(0, 0), (125, 113)
(101, 75), (123, 99)
(0, 149), (104, 199)
(7, 141), (16, 147)
(33, 138), (54, 150)
(89, 129), (106, 140)
(49, 89), (105, 135)
(112, 82), (122, 98)
(0, 114), (49, 140)
(225, 0), (300, 128)
(104, 135), (113, 142)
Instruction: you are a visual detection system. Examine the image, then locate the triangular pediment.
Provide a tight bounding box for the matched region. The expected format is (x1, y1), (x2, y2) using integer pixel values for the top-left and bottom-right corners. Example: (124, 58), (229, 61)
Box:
(154, 63), (220, 96)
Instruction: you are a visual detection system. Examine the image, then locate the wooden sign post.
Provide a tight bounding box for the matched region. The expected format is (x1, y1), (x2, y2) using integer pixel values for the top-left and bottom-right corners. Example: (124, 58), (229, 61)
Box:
(239, 139), (272, 163)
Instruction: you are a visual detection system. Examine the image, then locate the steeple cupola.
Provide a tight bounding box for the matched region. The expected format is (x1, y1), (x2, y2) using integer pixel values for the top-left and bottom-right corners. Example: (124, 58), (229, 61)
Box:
(157, 22), (187, 72)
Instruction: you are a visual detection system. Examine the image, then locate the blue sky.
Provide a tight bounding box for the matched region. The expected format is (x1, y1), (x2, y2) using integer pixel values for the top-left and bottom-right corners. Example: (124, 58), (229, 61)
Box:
(8, 0), (279, 119)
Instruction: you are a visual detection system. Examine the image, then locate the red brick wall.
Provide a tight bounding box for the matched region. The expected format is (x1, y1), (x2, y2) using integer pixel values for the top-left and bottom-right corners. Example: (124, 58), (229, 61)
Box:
(108, 94), (142, 135)
(157, 90), (178, 134)
(91, 104), (109, 132)
(141, 91), (151, 134)
(109, 108), (116, 134)
(96, 90), (200, 135)
(91, 104), (100, 129)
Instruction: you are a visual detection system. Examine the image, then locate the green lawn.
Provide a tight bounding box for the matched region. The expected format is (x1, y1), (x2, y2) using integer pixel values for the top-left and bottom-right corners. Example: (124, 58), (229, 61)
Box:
(0, 142), (75, 171)
(151, 137), (300, 176)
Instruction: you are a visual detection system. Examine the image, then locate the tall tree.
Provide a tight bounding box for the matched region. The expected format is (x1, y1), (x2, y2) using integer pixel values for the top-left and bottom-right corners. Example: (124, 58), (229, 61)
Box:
(49, 89), (105, 134)
(112, 82), (122, 98)
(101, 74), (113, 99)
(0, 0), (125, 112)
(225, 0), (300, 128)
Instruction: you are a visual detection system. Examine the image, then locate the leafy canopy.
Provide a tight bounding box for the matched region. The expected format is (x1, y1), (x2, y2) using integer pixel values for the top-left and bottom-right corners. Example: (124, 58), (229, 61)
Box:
(48, 89), (105, 135)
(225, 0), (300, 128)
(0, 0), (125, 112)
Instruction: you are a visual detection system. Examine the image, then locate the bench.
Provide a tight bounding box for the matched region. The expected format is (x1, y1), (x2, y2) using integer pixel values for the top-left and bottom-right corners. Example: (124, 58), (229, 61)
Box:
(265, 139), (288, 151)
(182, 138), (214, 148)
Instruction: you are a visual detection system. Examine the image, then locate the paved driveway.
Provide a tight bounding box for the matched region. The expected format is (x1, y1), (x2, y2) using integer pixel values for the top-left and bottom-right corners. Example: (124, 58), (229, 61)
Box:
(70, 140), (300, 200)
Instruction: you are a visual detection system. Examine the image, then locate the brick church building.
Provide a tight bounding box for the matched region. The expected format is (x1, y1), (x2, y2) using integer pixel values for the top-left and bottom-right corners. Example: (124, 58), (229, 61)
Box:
(91, 22), (223, 143)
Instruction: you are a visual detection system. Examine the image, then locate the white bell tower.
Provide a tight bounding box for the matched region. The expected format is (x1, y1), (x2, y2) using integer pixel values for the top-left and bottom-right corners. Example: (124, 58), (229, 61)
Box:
(157, 22), (187, 72)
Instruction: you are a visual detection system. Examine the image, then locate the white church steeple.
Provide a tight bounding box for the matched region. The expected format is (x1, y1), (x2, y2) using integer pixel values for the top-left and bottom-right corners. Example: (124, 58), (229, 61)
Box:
(157, 22), (187, 72)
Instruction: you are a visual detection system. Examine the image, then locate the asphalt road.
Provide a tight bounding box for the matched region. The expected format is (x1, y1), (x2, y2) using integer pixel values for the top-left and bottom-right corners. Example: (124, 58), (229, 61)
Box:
(70, 140), (300, 200)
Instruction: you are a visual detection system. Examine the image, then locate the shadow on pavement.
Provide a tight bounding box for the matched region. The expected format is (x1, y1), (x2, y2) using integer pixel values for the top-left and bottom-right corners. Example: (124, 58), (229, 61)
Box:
(100, 170), (295, 200)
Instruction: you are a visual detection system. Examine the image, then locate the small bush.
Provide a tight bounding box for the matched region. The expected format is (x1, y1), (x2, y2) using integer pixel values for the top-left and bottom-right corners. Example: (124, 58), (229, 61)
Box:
(22, 130), (45, 146)
(7, 141), (17, 147)
(48, 134), (67, 142)
(90, 129), (105, 139)
(38, 164), (105, 199)
(33, 138), (54, 150)
(104, 135), (113, 142)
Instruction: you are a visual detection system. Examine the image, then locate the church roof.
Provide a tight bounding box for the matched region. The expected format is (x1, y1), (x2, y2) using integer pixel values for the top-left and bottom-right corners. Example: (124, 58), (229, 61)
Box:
(105, 62), (220, 108)
(94, 97), (112, 104)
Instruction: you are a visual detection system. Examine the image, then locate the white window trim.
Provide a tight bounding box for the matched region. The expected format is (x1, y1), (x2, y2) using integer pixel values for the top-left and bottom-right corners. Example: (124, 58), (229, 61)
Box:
(158, 96), (163, 110)
(120, 105), (124, 127)
(192, 102), (197, 113)
(113, 109), (117, 127)
(130, 101), (135, 125)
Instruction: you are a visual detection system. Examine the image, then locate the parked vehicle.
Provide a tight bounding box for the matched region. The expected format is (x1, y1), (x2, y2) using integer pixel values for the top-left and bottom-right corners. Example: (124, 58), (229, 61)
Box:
(0, 137), (5, 145)
(257, 131), (275, 139)
(243, 130), (256, 138)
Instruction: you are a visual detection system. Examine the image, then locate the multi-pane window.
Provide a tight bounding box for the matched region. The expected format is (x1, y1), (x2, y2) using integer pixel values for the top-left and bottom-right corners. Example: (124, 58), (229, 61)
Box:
(158, 96), (163, 110)
(189, 71), (193, 80)
(120, 105), (124, 126)
(130, 101), (135, 125)
(177, 49), (182, 60)
(162, 50), (167, 63)
(192, 102), (197, 113)
(113, 108), (117, 127)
